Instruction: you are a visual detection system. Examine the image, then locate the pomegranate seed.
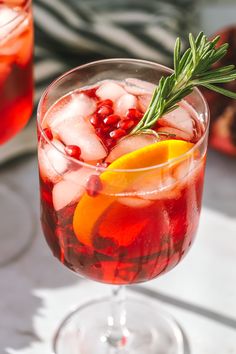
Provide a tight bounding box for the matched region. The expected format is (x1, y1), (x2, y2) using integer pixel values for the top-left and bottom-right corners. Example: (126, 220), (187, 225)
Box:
(86, 175), (103, 197)
(97, 105), (114, 118)
(117, 119), (135, 130)
(97, 99), (113, 108)
(43, 128), (53, 141)
(81, 87), (98, 98)
(90, 114), (100, 127)
(95, 127), (105, 138)
(109, 129), (126, 139)
(102, 126), (111, 134)
(105, 138), (116, 149)
(126, 108), (143, 120)
(104, 114), (120, 125)
(65, 145), (82, 160)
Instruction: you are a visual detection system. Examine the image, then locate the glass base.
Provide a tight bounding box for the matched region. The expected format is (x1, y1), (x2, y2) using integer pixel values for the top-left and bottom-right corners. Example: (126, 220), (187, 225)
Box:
(54, 296), (189, 354)
(0, 185), (35, 267)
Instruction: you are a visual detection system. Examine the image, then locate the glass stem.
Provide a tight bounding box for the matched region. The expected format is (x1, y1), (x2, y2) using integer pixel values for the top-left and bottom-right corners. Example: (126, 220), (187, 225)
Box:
(105, 286), (129, 348)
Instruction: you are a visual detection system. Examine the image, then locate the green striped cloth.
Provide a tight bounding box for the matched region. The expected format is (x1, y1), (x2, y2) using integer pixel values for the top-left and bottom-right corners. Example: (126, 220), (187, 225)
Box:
(34, 0), (197, 102)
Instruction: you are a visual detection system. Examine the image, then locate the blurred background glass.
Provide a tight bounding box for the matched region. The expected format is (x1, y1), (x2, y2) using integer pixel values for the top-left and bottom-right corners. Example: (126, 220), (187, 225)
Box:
(0, 0), (34, 266)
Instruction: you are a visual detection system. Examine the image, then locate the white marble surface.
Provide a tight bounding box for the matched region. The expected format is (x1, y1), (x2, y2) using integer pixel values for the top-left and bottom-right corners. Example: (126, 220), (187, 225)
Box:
(0, 147), (236, 354)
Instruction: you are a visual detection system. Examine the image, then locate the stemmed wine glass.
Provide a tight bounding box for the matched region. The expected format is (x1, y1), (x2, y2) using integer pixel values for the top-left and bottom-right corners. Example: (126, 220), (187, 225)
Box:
(37, 59), (209, 354)
(0, 0), (34, 266)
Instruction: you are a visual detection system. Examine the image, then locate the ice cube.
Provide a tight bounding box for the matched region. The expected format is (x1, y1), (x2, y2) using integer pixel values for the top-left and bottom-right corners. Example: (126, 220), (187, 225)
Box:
(38, 140), (68, 183)
(114, 94), (138, 117)
(0, 6), (18, 28)
(52, 168), (94, 211)
(192, 114), (204, 141)
(96, 81), (126, 101)
(46, 96), (106, 162)
(157, 127), (191, 141)
(106, 134), (158, 163)
(0, 5), (25, 42)
(173, 159), (192, 180)
(51, 114), (94, 136)
(16, 23), (33, 66)
(78, 133), (107, 162)
(124, 78), (155, 95)
(47, 94), (96, 129)
(138, 94), (152, 112)
(75, 93), (97, 117)
(173, 158), (201, 184)
(52, 179), (82, 211)
(159, 106), (194, 138)
(56, 117), (107, 161)
(118, 197), (153, 208)
(0, 19), (30, 60)
(132, 171), (179, 201)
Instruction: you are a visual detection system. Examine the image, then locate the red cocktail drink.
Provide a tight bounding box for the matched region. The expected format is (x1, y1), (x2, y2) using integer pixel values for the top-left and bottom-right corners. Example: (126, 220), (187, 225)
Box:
(37, 59), (209, 354)
(0, 0), (33, 144)
(38, 73), (206, 285)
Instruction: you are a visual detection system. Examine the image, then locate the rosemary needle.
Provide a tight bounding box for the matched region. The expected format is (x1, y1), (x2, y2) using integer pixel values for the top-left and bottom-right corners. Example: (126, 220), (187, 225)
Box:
(131, 32), (236, 135)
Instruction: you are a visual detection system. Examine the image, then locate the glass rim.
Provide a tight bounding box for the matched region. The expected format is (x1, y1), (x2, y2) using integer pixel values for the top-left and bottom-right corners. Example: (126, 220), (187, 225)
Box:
(37, 58), (210, 174)
(0, 0), (32, 29)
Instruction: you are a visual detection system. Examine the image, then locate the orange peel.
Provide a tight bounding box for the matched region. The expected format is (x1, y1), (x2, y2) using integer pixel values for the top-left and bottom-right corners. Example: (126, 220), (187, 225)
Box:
(73, 139), (193, 247)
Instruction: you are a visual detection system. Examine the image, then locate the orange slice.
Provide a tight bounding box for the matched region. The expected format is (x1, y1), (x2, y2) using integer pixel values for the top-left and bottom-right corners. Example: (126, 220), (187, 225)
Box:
(73, 139), (193, 247)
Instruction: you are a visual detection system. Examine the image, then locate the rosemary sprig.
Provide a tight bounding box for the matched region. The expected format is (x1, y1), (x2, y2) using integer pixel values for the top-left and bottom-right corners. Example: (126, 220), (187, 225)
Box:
(131, 32), (236, 135)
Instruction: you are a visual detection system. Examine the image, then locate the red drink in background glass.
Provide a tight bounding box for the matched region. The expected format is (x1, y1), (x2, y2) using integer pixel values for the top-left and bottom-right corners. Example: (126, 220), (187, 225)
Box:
(0, 1), (34, 268)
(0, 0), (33, 144)
(38, 76), (206, 285)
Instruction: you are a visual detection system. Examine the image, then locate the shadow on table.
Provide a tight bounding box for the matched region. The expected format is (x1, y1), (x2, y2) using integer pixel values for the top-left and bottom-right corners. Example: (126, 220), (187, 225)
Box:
(1, 228), (80, 354)
(0, 156), (80, 354)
